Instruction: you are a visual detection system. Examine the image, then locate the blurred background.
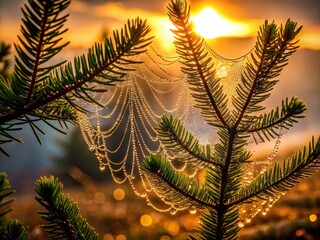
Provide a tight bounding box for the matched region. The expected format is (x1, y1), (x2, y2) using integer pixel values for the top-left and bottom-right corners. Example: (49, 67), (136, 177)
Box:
(0, 0), (319, 239)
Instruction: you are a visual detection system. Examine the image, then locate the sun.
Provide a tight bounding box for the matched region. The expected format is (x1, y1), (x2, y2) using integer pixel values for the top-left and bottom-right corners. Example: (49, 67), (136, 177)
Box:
(192, 7), (249, 39)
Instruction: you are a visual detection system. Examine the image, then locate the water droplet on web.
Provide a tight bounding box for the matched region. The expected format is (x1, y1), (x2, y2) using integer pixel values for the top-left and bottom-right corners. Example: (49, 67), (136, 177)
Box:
(99, 164), (106, 171)
(189, 206), (197, 214)
(170, 208), (177, 215)
(238, 221), (245, 228)
(140, 193), (146, 197)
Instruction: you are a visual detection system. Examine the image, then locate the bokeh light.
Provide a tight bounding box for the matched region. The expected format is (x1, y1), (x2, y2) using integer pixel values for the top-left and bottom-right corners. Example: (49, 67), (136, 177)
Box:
(160, 235), (171, 240)
(113, 188), (125, 201)
(140, 214), (153, 227)
(165, 220), (180, 236)
(115, 234), (126, 240)
(295, 229), (306, 237)
(103, 234), (114, 240)
(309, 214), (317, 222)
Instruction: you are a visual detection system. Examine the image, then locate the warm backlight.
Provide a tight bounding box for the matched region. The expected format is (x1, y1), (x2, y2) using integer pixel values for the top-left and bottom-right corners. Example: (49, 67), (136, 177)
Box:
(192, 7), (249, 39)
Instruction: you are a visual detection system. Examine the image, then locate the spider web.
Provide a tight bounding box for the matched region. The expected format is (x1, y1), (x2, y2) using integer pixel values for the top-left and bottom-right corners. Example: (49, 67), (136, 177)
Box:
(77, 44), (284, 212)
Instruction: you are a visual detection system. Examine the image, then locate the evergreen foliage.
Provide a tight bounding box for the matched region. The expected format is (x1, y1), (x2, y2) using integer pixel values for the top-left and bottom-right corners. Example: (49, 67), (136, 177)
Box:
(141, 0), (320, 239)
(0, 173), (29, 239)
(0, 42), (11, 78)
(0, 173), (14, 220)
(34, 176), (98, 240)
(0, 173), (98, 239)
(0, 219), (30, 240)
(0, 0), (152, 156)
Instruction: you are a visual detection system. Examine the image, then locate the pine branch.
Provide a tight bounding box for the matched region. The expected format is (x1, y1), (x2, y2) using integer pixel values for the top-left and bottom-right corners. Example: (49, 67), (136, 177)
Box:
(0, 42), (11, 78)
(196, 206), (239, 240)
(141, 154), (216, 210)
(233, 19), (302, 126)
(243, 97), (306, 143)
(0, 219), (29, 240)
(0, 0), (152, 152)
(34, 176), (98, 240)
(167, 0), (229, 128)
(0, 173), (15, 219)
(0, 174), (27, 240)
(12, 0), (70, 106)
(0, 18), (152, 124)
(158, 115), (223, 169)
(230, 136), (320, 206)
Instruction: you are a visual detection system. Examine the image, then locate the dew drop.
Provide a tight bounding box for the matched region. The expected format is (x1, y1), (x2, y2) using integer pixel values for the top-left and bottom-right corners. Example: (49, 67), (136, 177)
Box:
(238, 221), (245, 228)
(189, 206), (197, 214)
(245, 218), (251, 223)
(99, 164), (106, 171)
(170, 208), (177, 215)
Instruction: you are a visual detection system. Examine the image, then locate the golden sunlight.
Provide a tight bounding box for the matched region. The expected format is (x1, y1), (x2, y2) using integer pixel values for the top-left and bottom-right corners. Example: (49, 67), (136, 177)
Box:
(192, 7), (250, 39)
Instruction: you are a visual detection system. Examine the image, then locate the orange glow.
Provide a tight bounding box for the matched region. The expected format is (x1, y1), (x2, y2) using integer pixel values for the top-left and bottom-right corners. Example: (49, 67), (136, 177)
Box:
(140, 214), (153, 227)
(149, 17), (176, 52)
(192, 7), (250, 39)
(115, 234), (126, 240)
(309, 214), (317, 222)
(165, 221), (180, 236)
(301, 30), (320, 50)
(113, 188), (125, 201)
(160, 236), (171, 240)
(295, 229), (306, 237)
(103, 234), (114, 240)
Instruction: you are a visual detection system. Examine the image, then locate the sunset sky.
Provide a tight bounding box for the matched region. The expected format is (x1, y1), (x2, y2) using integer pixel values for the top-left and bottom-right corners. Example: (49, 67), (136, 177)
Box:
(0, 0), (319, 52)
(0, 0), (319, 181)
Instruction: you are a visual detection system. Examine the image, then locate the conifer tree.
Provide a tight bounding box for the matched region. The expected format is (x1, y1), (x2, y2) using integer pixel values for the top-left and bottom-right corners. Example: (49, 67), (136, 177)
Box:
(141, 1), (320, 239)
